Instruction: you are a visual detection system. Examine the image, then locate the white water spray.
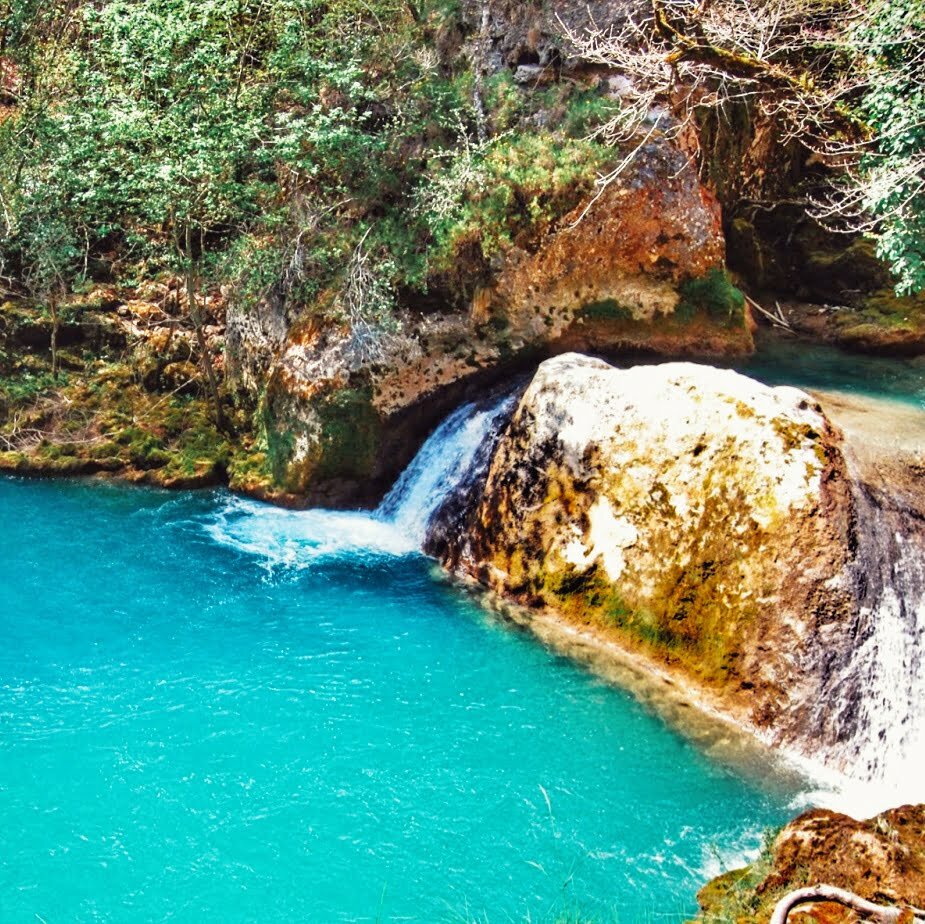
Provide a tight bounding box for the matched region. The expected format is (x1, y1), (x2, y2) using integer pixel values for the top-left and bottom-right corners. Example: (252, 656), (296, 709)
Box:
(205, 394), (516, 568)
(205, 385), (925, 814)
(376, 395), (517, 546)
(813, 476), (925, 812)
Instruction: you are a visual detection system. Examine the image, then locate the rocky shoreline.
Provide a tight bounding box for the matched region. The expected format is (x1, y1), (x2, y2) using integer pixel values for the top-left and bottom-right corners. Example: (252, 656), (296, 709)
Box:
(3, 327), (924, 913)
(697, 804), (925, 924)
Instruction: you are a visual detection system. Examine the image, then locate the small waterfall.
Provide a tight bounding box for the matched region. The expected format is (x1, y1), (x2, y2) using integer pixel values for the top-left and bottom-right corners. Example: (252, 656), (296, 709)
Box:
(375, 393), (517, 546)
(206, 392), (517, 566)
(812, 463), (925, 808)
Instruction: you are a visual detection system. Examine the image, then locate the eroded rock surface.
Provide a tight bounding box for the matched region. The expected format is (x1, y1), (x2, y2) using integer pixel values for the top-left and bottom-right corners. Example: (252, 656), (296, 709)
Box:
(428, 353), (885, 771)
(698, 804), (925, 924)
(247, 146), (751, 504)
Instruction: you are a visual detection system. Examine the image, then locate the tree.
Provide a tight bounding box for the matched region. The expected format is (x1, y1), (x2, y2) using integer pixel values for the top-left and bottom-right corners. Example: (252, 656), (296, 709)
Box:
(853, 0), (925, 294)
(2, 0), (285, 425)
(19, 216), (80, 379)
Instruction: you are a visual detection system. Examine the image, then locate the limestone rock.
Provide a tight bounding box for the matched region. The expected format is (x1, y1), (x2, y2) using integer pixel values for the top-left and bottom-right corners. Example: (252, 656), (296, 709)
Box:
(252, 142), (751, 504)
(428, 353), (862, 766)
(698, 804), (925, 924)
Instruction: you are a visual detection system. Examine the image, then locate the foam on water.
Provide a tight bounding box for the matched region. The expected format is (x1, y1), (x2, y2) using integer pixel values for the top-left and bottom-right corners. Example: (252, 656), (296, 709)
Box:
(205, 497), (418, 569)
(206, 383), (925, 818)
(207, 394), (516, 568)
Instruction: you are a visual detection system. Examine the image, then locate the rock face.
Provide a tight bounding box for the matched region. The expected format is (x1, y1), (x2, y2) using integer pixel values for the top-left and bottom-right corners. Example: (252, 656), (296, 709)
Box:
(427, 353), (875, 770)
(460, 0), (642, 79)
(247, 146), (752, 504)
(727, 209), (925, 357)
(698, 805), (925, 924)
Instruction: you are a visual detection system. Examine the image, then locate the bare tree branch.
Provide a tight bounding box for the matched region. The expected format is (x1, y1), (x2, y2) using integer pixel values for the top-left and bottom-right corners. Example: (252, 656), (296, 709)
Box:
(771, 884), (925, 924)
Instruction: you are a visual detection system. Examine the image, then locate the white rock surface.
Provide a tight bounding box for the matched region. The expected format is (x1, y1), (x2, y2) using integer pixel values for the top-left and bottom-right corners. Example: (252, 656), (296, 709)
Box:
(436, 353), (868, 776)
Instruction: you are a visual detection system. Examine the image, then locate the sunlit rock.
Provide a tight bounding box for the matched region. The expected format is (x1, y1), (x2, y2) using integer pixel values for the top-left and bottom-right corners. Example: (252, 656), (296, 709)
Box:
(429, 353), (925, 785)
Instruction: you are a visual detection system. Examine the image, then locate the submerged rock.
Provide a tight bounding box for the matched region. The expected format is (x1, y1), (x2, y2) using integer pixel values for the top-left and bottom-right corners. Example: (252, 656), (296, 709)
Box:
(427, 353), (925, 781)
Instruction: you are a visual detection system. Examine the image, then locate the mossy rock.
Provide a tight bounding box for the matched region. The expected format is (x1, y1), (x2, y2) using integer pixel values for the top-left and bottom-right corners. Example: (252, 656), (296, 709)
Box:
(264, 382), (383, 495)
(579, 299), (635, 322)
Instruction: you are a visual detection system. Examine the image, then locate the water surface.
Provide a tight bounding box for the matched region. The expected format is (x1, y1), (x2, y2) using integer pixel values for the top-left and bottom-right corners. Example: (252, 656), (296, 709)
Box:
(0, 476), (798, 922)
(732, 329), (925, 407)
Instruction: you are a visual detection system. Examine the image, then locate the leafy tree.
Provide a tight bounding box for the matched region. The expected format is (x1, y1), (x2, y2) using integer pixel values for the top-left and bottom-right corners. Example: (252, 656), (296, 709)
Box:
(855, 0), (925, 295)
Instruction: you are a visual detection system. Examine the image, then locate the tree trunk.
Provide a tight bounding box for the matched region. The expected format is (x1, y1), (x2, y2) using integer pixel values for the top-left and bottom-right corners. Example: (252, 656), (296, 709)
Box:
(472, 1), (490, 144)
(49, 289), (59, 380)
(184, 227), (225, 432)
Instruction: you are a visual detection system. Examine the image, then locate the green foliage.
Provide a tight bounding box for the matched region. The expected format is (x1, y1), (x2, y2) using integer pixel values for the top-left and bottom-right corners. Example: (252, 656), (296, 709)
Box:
(0, 369), (66, 403)
(855, 0), (925, 295)
(421, 132), (609, 271)
(1, 0), (616, 318)
(679, 270), (746, 323)
(580, 299), (633, 321)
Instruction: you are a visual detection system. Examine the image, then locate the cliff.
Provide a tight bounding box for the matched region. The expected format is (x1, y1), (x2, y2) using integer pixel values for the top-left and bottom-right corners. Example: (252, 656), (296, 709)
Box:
(2, 0), (918, 504)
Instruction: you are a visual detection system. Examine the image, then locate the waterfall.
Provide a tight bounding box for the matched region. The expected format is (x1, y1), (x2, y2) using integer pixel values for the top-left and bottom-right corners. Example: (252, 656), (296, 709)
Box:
(205, 392), (517, 566)
(375, 393), (518, 546)
(818, 470), (925, 805)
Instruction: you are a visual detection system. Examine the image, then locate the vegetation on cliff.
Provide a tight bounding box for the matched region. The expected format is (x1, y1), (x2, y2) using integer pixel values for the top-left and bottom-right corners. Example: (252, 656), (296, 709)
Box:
(0, 0), (922, 493)
(0, 0), (618, 485)
(567, 0), (925, 295)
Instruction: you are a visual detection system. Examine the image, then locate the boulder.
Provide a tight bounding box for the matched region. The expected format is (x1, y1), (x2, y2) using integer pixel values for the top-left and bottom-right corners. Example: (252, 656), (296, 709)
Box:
(698, 804), (925, 924)
(428, 353), (878, 770)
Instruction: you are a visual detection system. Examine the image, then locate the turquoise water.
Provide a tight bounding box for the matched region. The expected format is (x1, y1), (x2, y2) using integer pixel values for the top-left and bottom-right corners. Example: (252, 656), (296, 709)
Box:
(732, 330), (925, 407)
(0, 476), (798, 922)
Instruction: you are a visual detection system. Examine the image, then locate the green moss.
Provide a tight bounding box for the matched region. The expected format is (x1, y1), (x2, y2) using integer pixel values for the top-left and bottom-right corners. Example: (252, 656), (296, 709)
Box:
(678, 269), (746, 323)
(0, 370), (67, 403)
(228, 446), (274, 493)
(314, 387), (381, 481)
(169, 422), (230, 478)
(580, 299), (634, 321)
(264, 384), (383, 493)
(543, 560), (685, 653)
(696, 828), (785, 924)
(544, 565), (601, 599)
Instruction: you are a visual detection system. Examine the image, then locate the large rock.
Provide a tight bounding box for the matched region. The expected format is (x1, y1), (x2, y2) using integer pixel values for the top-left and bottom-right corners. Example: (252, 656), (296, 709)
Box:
(428, 353), (886, 772)
(698, 804), (925, 924)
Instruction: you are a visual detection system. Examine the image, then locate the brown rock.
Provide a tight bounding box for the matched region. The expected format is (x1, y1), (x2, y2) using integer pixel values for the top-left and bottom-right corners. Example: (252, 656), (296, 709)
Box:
(698, 805), (925, 924)
(253, 140), (752, 503)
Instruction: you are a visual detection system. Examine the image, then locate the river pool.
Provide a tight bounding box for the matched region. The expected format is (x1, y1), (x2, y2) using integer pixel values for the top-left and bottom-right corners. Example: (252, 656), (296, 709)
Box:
(0, 474), (800, 922)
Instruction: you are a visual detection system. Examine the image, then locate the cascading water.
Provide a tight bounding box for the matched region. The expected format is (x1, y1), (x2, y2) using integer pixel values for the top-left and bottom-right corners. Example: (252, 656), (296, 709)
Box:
(376, 392), (518, 545)
(206, 391), (517, 566)
(208, 377), (925, 812)
(814, 463), (925, 808)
